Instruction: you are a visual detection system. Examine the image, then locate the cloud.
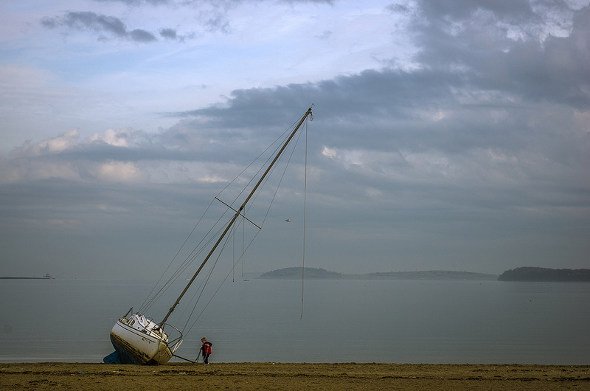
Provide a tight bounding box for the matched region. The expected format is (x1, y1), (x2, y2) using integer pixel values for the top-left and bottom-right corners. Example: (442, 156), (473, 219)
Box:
(96, 161), (142, 182)
(203, 13), (231, 33)
(15, 130), (81, 156)
(418, 0), (535, 21)
(413, 1), (590, 108)
(159, 28), (177, 39)
(2, 125), (266, 186)
(42, 0), (337, 44)
(41, 11), (157, 42)
(159, 27), (195, 42)
(128, 28), (157, 42)
(90, 129), (130, 147)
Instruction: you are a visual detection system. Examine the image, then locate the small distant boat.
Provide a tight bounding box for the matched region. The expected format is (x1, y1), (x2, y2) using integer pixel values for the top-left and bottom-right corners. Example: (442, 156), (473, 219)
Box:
(108, 107), (314, 364)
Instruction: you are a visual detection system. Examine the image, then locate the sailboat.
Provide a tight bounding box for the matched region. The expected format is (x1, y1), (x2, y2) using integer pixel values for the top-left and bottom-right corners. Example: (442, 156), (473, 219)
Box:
(108, 106), (313, 364)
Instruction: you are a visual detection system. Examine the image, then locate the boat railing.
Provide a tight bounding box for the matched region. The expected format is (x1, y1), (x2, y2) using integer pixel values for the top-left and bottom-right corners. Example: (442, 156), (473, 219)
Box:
(162, 323), (183, 352)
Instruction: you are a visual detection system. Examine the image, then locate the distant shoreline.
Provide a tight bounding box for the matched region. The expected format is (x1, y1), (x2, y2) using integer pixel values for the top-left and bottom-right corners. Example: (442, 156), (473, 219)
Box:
(259, 267), (497, 281)
(0, 276), (53, 280)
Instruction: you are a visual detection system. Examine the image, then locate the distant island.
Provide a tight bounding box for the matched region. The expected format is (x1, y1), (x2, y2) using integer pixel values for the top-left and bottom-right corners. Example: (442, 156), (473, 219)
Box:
(498, 267), (590, 282)
(259, 267), (497, 281)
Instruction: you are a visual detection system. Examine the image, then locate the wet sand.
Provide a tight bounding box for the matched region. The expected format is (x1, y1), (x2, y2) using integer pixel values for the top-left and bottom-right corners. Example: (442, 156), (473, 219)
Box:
(1, 362), (589, 390)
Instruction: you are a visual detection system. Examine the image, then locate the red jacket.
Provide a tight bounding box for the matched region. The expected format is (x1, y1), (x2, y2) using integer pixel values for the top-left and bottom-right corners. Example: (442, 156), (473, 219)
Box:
(201, 342), (213, 355)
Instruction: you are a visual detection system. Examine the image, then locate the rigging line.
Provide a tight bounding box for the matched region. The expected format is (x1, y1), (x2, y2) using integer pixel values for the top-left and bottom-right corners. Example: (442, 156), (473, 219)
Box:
(239, 117), (304, 269)
(155, 222), (225, 296)
(186, 119), (311, 334)
(195, 140), (289, 294)
(186, 220), (256, 335)
(246, 122), (304, 221)
(160, 114), (311, 326)
(231, 217), (237, 282)
(242, 210), (245, 279)
(146, 121), (295, 310)
(301, 119), (309, 320)
(141, 204), (231, 306)
(164, 108), (313, 327)
(224, 111), (305, 213)
(181, 218), (236, 332)
(141, 199), (233, 312)
(225, 135), (285, 213)
(142, 211), (232, 312)
(215, 120), (294, 200)
(144, 117), (308, 313)
(186, 117), (300, 282)
(181, 217), (236, 333)
(208, 113), (299, 233)
(185, 258), (234, 334)
(139, 195), (218, 313)
(185, 187), (284, 334)
(140, 114), (303, 313)
(219, 118), (297, 211)
(151, 212), (230, 294)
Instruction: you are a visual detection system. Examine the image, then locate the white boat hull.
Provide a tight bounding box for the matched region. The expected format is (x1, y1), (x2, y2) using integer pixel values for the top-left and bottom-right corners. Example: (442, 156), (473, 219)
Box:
(110, 313), (180, 365)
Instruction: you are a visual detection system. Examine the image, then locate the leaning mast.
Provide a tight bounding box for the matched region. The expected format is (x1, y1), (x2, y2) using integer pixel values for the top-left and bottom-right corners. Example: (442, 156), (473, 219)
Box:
(160, 106), (313, 326)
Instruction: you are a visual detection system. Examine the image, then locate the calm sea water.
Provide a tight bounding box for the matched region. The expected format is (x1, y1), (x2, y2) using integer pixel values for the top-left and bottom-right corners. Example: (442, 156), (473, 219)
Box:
(0, 278), (589, 364)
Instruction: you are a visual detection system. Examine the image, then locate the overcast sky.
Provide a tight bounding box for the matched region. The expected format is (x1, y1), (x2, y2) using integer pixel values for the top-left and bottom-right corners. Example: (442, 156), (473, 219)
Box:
(1, 0), (589, 279)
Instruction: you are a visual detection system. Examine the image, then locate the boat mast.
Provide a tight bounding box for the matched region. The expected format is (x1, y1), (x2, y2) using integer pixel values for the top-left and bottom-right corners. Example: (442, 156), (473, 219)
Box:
(159, 106), (313, 326)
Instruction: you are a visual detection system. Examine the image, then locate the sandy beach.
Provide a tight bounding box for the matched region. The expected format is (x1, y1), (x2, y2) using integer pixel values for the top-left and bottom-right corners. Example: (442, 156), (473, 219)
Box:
(1, 362), (589, 390)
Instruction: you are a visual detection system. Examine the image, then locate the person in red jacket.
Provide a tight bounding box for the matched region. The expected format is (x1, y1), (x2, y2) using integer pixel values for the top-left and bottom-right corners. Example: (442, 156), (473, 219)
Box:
(200, 337), (213, 364)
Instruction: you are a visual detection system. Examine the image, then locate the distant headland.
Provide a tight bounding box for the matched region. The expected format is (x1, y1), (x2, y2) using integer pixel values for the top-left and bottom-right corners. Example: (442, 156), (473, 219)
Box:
(259, 267), (497, 281)
(498, 267), (590, 282)
(0, 274), (54, 280)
